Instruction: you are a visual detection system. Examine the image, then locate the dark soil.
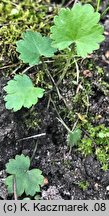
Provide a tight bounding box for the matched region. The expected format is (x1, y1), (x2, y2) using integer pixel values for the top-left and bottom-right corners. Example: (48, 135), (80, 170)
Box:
(0, 0), (109, 200)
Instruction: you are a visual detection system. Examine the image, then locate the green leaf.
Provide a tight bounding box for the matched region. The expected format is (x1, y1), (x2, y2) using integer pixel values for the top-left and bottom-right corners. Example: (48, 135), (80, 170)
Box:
(16, 31), (56, 66)
(24, 169), (43, 195)
(67, 128), (82, 146)
(6, 154), (30, 175)
(5, 155), (44, 196)
(50, 3), (104, 57)
(4, 74), (45, 112)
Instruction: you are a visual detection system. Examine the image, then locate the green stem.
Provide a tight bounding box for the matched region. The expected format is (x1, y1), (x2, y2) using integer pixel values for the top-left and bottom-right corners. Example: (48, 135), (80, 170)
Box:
(96, 0), (101, 12)
(61, 0), (66, 6)
(42, 59), (63, 100)
(57, 51), (73, 85)
(101, 6), (109, 18)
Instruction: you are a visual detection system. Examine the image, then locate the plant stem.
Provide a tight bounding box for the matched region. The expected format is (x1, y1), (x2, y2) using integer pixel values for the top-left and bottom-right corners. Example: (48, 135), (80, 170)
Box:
(30, 142), (38, 163)
(0, 63), (19, 70)
(42, 59), (71, 109)
(50, 97), (71, 132)
(17, 133), (46, 141)
(96, 0), (101, 12)
(101, 6), (109, 18)
(57, 117), (71, 132)
(65, 0), (75, 7)
(13, 177), (17, 200)
(45, 65), (62, 100)
(22, 65), (34, 74)
(74, 57), (80, 84)
(61, 0), (66, 6)
(57, 51), (73, 85)
(42, 59), (63, 100)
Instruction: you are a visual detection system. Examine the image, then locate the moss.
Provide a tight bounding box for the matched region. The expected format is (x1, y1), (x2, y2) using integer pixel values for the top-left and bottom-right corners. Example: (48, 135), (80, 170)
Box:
(23, 108), (41, 130)
(79, 181), (89, 191)
(0, 0), (58, 66)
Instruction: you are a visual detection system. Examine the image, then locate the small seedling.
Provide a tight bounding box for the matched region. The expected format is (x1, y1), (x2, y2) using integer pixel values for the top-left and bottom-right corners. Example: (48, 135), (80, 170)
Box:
(67, 128), (82, 147)
(4, 74), (45, 112)
(4, 3), (104, 112)
(5, 154), (44, 196)
(57, 117), (82, 151)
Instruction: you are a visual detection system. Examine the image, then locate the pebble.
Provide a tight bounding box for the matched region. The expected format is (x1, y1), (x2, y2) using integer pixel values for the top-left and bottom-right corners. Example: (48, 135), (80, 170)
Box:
(105, 50), (109, 59)
(106, 185), (109, 191)
(104, 20), (109, 32)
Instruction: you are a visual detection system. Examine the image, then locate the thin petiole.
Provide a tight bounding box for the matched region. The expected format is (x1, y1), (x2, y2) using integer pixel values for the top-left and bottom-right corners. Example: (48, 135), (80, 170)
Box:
(56, 117), (71, 132)
(57, 52), (72, 85)
(96, 0), (101, 12)
(74, 57), (80, 84)
(101, 6), (109, 18)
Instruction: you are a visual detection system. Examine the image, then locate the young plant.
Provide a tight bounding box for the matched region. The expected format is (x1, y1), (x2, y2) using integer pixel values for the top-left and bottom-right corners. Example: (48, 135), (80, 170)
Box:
(4, 74), (45, 112)
(16, 4), (104, 67)
(67, 128), (82, 147)
(57, 117), (82, 151)
(5, 154), (44, 196)
(4, 3), (104, 112)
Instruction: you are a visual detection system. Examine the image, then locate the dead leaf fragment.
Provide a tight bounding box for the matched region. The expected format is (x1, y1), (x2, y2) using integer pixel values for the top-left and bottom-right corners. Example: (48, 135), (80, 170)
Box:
(83, 70), (92, 78)
(76, 113), (87, 122)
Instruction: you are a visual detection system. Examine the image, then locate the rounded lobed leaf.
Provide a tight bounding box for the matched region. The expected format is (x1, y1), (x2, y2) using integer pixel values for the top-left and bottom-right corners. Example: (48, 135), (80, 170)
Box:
(50, 3), (105, 57)
(4, 74), (45, 112)
(5, 155), (44, 196)
(6, 154), (30, 175)
(67, 128), (82, 146)
(25, 169), (44, 196)
(16, 31), (57, 66)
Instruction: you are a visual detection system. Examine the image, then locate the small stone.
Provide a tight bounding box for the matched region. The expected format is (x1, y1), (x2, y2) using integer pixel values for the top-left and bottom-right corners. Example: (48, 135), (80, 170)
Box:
(94, 183), (99, 190)
(104, 20), (109, 32)
(104, 71), (109, 82)
(106, 185), (109, 191)
(105, 51), (109, 59)
(101, 171), (109, 186)
(42, 186), (63, 200)
(104, 31), (109, 36)
(83, 70), (92, 78)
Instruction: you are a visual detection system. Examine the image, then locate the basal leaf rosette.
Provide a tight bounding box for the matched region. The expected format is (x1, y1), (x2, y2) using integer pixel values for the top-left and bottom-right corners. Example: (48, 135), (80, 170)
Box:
(4, 74), (45, 111)
(16, 31), (57, 66)
(50, 3), (104, 57)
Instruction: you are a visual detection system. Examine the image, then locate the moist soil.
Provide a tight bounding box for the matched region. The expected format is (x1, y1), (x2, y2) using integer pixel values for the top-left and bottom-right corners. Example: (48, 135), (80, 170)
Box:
(0, 0), (109, 200)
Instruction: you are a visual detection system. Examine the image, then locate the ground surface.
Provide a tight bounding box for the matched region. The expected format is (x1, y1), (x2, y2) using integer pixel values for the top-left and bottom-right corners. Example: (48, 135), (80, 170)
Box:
(0, 0), (109, 200)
